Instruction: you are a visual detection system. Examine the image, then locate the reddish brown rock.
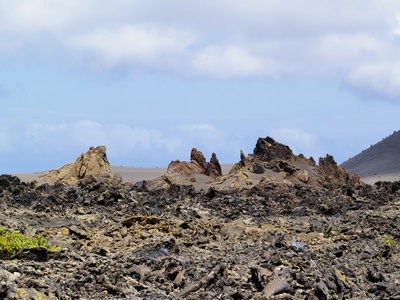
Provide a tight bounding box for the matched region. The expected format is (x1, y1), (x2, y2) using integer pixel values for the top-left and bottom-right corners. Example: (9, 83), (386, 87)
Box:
(317, 154), (349, 185)
(166, 149), (222, 179)
(348, 172), (364, 185)
(167, 160), (192, 176)
(190, 148), (208, 172)
(253, 137), (294, 162)
(206, 153), (222, 178)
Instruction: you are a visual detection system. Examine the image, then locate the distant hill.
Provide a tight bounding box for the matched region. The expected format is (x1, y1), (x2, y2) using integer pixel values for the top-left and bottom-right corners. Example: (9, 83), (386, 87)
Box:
(341, 130), (400, 177)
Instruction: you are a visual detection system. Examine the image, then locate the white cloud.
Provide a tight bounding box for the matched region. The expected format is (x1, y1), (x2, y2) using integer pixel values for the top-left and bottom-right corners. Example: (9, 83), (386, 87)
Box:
(2, 1), (400, 96)
(175, 123), (240, 161)
(178, 124), (215, 133)
(21, 120), (243, 166)
(68, 24), (196, 69)
(24, 120), (181, 161)
(193, 46), (276, 78)
(347, 61), (400, 97)
(271, 128), (326, 159)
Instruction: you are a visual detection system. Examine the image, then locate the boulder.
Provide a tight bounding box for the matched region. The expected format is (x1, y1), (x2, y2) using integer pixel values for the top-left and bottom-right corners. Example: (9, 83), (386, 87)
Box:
(297, 170), (309, 183)
(348, 173), (364, 186)
(317, 154), (349, 185)
(253, 137), (294, 162)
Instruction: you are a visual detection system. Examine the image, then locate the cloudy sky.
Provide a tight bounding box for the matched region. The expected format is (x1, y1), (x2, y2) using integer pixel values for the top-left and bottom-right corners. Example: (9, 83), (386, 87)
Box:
(2, 0), (400, 173)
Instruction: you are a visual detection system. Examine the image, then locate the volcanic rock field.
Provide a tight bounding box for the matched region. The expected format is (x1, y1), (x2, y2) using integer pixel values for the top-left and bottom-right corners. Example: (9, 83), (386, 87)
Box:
(1, 137), (400, 299)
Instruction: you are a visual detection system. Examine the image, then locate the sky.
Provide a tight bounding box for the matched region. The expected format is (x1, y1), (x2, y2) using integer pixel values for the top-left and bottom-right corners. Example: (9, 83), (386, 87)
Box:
(2, 0), (400, 173)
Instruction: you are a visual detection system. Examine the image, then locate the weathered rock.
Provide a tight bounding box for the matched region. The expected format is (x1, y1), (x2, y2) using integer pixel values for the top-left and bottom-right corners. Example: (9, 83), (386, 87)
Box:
(38, 146), (114, 185)
(253, 137), (294, 162)
(224, 136), (351, 189)
(349, 172), (364, 185)
(261, 278), (290, 298)
(164, 149), (222, 186)
(206, 153), (222, 178)
(1, 173), (400, 298)
(191, 148), (208, 172)
(297, 170), (309, 183)
(317, 154), (349, 185)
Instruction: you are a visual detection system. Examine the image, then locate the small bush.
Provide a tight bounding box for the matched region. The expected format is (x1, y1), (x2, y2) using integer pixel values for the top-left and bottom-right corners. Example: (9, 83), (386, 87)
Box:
(382, 238), (399, 247)
(0, 226), (60, 258)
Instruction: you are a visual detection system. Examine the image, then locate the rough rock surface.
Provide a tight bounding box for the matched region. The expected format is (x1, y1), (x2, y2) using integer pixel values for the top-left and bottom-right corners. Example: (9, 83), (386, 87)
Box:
(348, 172), (363, 186)
(317, 154), (349, 186)
(0, 174), (400, 299)
(206, 153), (222, 178)
(38, 146), (114, 185)
(190, 148), (208, 173)
(161, 148), (222, 188)
(223, 137), (354, 189)
(253, 136), (294, 162)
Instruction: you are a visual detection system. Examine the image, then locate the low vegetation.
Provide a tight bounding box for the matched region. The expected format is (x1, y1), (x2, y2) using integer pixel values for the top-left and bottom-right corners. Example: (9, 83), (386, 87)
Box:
(382, 238), (400, 247)
(0, 226), (59, 258)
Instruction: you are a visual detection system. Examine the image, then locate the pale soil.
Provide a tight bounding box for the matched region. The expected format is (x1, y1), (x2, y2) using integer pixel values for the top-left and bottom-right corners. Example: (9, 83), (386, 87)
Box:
(361, 172), (400, 185)
(13, 164), (235, 184)
(13, 166), (400, 186)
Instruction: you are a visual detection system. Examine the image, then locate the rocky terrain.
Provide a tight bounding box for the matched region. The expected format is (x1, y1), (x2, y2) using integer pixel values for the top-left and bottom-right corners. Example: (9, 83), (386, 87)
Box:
(150, 137), (360, 191)
(1, 138), (400, 299)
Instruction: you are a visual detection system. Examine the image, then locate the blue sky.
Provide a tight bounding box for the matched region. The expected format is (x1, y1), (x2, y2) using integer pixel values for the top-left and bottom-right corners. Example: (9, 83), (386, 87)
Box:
(1, 1), (400, 173)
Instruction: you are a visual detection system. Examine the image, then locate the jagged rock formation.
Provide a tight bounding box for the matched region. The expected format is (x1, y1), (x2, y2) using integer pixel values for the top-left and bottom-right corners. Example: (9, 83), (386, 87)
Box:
(217, 137), (359, 189)
(166, 148), (222, 179)
(207, 152), (222, 178)
(149, 148), (222, 190)
(149, 137), (362, 191)
(190, 148), (208, 172)
(317, 154), (349, 185)
(38, 146), (115, 185)
(253, 136), (294, 162)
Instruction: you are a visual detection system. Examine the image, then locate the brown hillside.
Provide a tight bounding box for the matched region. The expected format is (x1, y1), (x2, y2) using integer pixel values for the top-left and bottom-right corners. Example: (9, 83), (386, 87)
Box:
(341, 130), (400, 177)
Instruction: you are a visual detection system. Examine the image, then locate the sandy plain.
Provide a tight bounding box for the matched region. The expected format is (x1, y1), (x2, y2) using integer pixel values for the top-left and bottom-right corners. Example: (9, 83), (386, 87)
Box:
(12, 164), (236, 184)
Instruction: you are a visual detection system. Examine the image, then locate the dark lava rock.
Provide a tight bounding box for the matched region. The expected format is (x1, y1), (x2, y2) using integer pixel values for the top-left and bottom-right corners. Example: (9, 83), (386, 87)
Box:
(253, 136), (294, 162)
(0, 174), (400, 298)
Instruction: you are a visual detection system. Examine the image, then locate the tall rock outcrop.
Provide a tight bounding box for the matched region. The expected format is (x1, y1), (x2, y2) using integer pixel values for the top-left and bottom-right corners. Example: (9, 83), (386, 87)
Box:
(253, 136), (294, 162)
(190, 148), (208, 173)
(167, 148), (222, 179)
(220, 136), (354, 189)
(38, 146), (114, 185)
(207, 153), (222, 178)
(317, 154), (349, 186)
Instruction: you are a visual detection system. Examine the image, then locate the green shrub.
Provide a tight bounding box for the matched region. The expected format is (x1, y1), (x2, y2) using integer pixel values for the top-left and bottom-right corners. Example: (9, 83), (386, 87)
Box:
(382, 238), (400, 247)
(0, 226), (60, 258)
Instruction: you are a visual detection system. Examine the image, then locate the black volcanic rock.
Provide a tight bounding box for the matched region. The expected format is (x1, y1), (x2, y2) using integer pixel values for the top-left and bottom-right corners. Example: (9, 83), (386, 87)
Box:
(1, 173), (400, 298)
(341, 130), (400, 176)
(253, 137), (294, 162)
